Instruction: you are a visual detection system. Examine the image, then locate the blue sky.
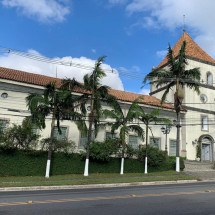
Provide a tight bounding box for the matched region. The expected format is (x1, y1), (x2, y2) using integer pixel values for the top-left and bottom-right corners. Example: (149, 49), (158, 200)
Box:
(1, 0), (215, 94)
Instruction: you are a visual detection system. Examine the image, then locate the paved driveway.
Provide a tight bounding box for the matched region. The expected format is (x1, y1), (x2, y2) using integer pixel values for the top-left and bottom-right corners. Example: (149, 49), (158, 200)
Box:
(185, 171), (215, 180)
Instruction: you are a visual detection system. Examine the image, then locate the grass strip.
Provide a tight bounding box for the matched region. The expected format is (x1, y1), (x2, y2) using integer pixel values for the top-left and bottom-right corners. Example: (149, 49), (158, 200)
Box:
(0, 171), (197, 187)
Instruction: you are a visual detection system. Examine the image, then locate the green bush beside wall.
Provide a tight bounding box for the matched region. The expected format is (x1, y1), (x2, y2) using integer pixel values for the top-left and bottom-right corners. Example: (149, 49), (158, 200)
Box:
(0, 147), (184, 176)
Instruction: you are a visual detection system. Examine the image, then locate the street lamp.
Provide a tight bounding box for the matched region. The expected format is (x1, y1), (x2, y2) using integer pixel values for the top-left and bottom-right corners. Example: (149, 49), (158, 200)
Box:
(161, 125), (171, 153)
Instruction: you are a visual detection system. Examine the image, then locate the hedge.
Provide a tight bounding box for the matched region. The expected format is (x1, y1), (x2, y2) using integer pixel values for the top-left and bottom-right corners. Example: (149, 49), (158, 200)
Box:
(0, 148), (184, 176)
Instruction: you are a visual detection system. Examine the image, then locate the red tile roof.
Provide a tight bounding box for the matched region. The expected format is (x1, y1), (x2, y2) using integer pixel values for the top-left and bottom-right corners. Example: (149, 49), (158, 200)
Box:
(0, 66), (173, 110)
(158, 32), (215, 68)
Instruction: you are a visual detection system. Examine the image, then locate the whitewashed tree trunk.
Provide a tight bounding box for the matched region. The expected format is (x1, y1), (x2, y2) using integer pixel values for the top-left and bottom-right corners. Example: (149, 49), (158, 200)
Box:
(144, 156), (148, 174)
(120, 157), (124, 175)
(45, 159), (51, 178)
(84, 158), (89, 176)
(176, 157), (180, 172)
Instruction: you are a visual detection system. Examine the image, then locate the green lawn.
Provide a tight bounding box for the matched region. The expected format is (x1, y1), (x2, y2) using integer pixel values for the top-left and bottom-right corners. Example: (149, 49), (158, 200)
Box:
(0, 171), (197, 187)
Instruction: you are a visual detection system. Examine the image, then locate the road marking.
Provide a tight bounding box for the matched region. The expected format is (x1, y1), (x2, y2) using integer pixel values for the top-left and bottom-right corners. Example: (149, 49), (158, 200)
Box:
(1, 189), (215, 207)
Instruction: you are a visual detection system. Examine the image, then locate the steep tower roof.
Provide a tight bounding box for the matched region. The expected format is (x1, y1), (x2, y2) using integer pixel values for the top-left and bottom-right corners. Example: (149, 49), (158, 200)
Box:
(157, 32), (215, 68)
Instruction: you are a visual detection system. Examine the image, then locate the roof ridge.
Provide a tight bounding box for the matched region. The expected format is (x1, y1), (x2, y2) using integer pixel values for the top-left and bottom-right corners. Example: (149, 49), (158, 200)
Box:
(0, 66), (60, 81)
(0, 66), (173, 109)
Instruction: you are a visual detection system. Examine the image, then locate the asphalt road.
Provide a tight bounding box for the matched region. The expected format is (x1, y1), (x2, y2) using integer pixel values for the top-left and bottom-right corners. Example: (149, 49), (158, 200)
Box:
(1, 182), (215, 215)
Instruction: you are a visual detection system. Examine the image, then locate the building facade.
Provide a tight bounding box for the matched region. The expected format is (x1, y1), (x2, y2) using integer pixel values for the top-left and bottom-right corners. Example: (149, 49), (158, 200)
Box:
(0, 67), (178, 156)
(151, 32), (215, 161)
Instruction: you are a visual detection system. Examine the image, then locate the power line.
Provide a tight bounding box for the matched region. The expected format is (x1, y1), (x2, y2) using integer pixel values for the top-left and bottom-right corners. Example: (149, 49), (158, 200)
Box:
(0, 46), (144, 81)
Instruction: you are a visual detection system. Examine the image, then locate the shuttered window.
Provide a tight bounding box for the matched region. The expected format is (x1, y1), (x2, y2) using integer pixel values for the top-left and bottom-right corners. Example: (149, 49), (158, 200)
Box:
(128, 135), (138, 149)
(53, 127), (67, 141)
(106, 132), (116, 140)
(150, 137), (161, 149)
(79, 131), (95, 149)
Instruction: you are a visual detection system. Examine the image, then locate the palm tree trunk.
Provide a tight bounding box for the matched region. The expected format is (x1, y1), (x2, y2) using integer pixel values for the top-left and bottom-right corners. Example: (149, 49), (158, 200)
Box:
(176, 111), (180, 172)
(45, 113), (55, 178)
(120, 129), (125, 175)
(84, 94), (94, 176)
(84, 116), (92, 176)
(145, 124), (148, 174)
(175, 77), (181, 172)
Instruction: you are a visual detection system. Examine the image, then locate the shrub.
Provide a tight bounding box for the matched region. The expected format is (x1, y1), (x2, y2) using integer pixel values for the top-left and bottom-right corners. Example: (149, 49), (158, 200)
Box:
(137, 146), (167, 167)
(40, 138), (76, 154)
(164, 156), (185, 171)
(89, 139), (120, 162)
(1, 118), (40, 150)
(124, 144), (138, 158)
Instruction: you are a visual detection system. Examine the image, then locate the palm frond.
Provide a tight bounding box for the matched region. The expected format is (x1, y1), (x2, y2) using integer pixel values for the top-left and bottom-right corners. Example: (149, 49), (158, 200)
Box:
(102, 109), (118, 119)
(143, 41), (201, 106)
(178, 41), (187, 69)
(126, 102), (142, 121)
(183, 68), (201, 81)
(160, 81), (175, 103)
(75, 120), (88, 136)
(167, 44), (175, 72)
(127, 125), (144, 140)
(44, 82), (56, 100)
(61, 78), (84, 91)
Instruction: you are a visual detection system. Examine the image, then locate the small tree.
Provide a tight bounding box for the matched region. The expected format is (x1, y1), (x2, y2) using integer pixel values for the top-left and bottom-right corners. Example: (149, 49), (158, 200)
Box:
(63, 56), (117, 176)
(26, 82), (82, 178)
(2, 118), (40, 150)
(103, 101), (144, 174)
(40, 138), (76, 154)
(138, 108), (170, 174)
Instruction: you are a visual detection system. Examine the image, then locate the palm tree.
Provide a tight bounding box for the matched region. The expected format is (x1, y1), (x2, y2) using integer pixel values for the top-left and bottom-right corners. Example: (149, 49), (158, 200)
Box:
(138, 108), (171, 174)
(103, 102), (144, 175)
(62, 56), (117, 176)
(26, 82), (82, 178)
(144, 41), (201, 172)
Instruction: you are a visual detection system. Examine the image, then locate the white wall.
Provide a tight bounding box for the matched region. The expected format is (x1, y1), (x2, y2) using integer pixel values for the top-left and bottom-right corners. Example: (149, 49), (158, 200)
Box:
(0, 79), (179, 156)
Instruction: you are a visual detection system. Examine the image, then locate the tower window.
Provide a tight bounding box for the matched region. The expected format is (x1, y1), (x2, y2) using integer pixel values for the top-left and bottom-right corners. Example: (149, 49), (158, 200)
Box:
(206, 72), (213, 85)
(201, 115), (208, 131)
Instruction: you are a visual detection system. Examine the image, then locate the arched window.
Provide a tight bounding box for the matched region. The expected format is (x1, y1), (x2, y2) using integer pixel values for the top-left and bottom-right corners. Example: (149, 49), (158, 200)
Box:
(206, 72), (213, 85)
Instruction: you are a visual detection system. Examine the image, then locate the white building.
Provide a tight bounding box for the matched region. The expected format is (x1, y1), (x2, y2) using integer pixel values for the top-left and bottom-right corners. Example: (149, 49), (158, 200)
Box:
(151, 32), (215, 162)
(0, 32), (214, 162)
(0, 67), (177, 155)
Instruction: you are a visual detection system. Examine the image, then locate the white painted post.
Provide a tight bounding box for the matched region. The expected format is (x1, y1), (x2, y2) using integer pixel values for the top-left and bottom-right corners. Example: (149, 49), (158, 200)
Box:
(120, 157), (124, 175)
(176, 157), (180, 172)
(84, 158), (89, 176)
(144, 157), (148, 174)
(45, 159), (51, 178)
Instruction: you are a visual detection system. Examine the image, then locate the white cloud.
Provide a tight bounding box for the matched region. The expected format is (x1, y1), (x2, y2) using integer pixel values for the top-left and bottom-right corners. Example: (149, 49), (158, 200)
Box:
(0, 50), (124, 90)
(111, 0), (215, 58)
(1, 0), (70, 23)
(156, 50), (167, 59)
(139, 88), (150, 95)
(118, 65), (143, 81)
